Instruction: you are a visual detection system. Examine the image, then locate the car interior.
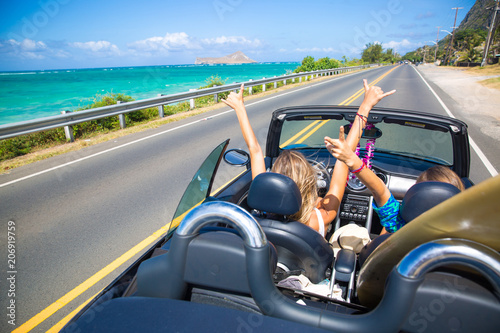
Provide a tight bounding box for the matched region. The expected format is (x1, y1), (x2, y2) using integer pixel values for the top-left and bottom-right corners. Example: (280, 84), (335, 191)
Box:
(63, 108), (500, 333)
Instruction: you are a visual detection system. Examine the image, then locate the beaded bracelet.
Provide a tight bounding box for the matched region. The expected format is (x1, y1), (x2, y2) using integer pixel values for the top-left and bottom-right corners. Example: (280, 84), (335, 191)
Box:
(356, 113), (368, 123)
(350, 161), (366, 174)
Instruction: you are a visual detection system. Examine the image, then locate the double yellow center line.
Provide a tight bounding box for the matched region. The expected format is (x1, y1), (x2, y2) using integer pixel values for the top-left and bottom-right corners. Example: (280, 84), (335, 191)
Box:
(281, 65), (398, 148)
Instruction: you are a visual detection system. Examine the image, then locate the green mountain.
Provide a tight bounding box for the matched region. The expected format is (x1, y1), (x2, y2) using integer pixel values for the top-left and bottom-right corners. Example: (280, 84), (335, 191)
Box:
(404, 0), (499, 63)
(458, 0), (499, 31)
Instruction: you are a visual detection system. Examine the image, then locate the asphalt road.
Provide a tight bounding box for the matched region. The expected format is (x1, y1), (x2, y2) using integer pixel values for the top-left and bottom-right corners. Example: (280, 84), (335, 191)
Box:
(0, 64), (497, 332)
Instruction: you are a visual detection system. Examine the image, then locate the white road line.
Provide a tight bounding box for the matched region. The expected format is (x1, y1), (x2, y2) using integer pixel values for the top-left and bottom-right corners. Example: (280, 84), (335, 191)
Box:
(413, 66), (498, 177)
(1, 69), (371, 189)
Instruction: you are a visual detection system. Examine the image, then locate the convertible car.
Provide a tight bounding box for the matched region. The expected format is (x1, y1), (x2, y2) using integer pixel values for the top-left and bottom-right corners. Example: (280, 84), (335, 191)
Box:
(63, 106), (500, 332)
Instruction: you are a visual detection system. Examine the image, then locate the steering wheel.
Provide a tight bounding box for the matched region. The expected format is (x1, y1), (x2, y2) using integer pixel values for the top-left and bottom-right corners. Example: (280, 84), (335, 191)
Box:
(307, 159), (330, 196)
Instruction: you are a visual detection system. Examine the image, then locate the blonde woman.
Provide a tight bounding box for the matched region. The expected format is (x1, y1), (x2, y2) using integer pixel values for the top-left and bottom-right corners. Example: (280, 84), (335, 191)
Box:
(222, 81), (395, 236)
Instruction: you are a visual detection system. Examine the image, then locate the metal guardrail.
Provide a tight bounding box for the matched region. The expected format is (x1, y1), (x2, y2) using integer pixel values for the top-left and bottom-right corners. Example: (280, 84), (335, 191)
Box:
(0, 64), (374, 141)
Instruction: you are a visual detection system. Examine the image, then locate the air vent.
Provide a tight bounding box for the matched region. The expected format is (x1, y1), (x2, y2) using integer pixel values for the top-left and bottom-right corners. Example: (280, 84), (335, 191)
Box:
(376, 172), (387, 184)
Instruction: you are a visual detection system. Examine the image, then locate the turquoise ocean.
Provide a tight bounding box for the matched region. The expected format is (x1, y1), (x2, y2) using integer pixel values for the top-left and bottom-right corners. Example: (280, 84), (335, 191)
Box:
(0, 62), (299, 126)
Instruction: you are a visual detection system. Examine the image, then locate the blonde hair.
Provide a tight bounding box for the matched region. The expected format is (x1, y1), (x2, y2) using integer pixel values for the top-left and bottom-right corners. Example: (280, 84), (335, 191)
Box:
(416, 166), (465, 191)
(271, 150), (318, 225)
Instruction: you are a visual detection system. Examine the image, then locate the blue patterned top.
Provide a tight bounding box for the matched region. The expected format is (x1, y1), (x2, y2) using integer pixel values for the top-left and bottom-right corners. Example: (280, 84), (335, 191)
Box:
(372, 194), (406, 233)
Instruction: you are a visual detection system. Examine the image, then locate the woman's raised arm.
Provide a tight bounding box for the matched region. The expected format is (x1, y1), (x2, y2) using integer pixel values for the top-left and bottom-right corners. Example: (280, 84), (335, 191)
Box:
(222, 84), (266, 179)
(318, 80), (395, 226)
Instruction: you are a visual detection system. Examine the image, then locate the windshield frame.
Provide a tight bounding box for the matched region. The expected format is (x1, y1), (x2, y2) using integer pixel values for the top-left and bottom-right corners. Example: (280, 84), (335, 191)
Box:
(266, 106), (470, 178)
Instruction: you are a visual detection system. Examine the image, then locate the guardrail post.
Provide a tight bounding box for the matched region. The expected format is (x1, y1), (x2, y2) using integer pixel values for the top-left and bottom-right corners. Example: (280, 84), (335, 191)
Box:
(213, 85), (218, 103)
(116, 101), (126, 129)
(274, 77), (277, 89)
(189, 89), (195, 109)
(60, 111), (74, 142)
(262, 78), (266, 92)
(157, 94), (165, 118)
(248, 79), (253, 95)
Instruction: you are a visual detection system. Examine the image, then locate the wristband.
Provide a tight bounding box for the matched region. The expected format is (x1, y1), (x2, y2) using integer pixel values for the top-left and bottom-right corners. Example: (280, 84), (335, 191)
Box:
(350, 161), (366, 174)
(356, 113), (368, 123)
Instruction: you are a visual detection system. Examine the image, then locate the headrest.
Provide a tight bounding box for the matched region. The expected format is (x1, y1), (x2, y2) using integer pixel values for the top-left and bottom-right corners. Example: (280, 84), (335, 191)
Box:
(247, 172), (302, 216)
(400, 181), (460, 223)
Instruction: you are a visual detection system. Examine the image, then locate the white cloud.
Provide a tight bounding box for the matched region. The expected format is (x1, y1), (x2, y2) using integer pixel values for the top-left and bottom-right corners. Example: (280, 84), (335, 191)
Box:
(294, 47), (337, 53)
(0, 38), (65, 60)
(71, 40), (120, 55)
(202, 36), (263, 48)
(1, 32), (268, 69)
(2, 38), (47, 52)
(382, 39), (417, 53)
(126, 33), (264, 58)
(20, 39), (47, 51)
(127, 32), (200, 53)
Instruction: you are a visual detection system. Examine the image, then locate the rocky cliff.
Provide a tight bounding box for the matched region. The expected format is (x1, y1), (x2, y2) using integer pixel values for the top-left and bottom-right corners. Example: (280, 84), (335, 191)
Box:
(195, 51), (257, 64)
(458, 0), (499, 31)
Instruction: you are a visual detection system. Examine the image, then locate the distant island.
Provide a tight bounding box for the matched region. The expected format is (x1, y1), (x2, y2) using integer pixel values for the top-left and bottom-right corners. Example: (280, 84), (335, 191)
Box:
(195, 51), (257, 65)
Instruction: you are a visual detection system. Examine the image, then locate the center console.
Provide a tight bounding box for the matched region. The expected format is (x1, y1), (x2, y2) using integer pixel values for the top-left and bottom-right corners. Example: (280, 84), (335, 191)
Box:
(334, 193), (374, 232)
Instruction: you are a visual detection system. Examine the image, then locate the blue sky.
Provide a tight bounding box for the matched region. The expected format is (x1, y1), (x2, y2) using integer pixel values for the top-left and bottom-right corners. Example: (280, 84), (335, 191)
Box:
(0, 0), (476, 71)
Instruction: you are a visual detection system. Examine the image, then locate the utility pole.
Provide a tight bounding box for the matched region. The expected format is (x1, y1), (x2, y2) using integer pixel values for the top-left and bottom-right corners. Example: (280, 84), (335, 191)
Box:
(481, 0), (500, 67)
(435, 26), (441, 62)
(445, 7), (463, 65)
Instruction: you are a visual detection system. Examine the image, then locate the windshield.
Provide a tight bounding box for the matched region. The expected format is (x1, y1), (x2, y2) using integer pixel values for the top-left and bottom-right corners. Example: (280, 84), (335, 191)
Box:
(279, 116), (454, 165)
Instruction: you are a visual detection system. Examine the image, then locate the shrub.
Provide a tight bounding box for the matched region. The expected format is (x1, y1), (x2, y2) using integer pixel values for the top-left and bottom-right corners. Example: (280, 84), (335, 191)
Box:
(294, 56), (342, 73)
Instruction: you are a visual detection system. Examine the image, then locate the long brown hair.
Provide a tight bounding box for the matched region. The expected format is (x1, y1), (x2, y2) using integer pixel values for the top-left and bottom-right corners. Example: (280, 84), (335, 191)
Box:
(416, 166), (465, 191)
(271, 150), (318, 225)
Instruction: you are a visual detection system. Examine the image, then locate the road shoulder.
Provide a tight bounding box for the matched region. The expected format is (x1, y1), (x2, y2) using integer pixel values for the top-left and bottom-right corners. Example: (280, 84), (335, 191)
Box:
(417, 64), (500, 139)
(416, 64), (499, 179)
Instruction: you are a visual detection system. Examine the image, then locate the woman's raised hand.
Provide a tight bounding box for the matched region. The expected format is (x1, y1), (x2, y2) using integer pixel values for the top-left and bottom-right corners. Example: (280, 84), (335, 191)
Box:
(325, 126), (358, 168)
(221, 83), (245, 112)
(361, 79), (396, 109)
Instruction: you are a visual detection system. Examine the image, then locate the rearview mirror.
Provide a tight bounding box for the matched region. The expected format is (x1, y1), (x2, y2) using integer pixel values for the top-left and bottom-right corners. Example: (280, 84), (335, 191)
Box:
(343, 124), (382, 139)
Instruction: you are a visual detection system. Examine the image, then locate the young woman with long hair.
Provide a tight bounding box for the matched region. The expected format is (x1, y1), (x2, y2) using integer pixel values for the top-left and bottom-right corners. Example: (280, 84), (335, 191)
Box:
(222, 80), (395, 236)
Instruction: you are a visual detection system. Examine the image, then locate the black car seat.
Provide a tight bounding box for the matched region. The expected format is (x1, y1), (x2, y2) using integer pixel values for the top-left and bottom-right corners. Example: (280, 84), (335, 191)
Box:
(358, 181), (461, 266)
(399, 181), (461, 222)
(357, 175), (500, 308)
(247, 172), (334, 283)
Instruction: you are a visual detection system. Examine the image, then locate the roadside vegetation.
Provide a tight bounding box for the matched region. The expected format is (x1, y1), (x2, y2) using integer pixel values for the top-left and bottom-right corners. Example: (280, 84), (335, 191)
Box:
(293, 44), (400, 74)
(0, 72), (349, 170)
(293, 56), (341, 72)
(403, 28), (498, 66)
(480, 76), (500, 89)
(0, 76), (227, 165)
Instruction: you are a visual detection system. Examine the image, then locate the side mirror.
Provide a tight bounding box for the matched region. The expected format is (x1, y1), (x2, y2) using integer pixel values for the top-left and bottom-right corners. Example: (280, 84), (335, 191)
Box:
(224, 149), (250, 167)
